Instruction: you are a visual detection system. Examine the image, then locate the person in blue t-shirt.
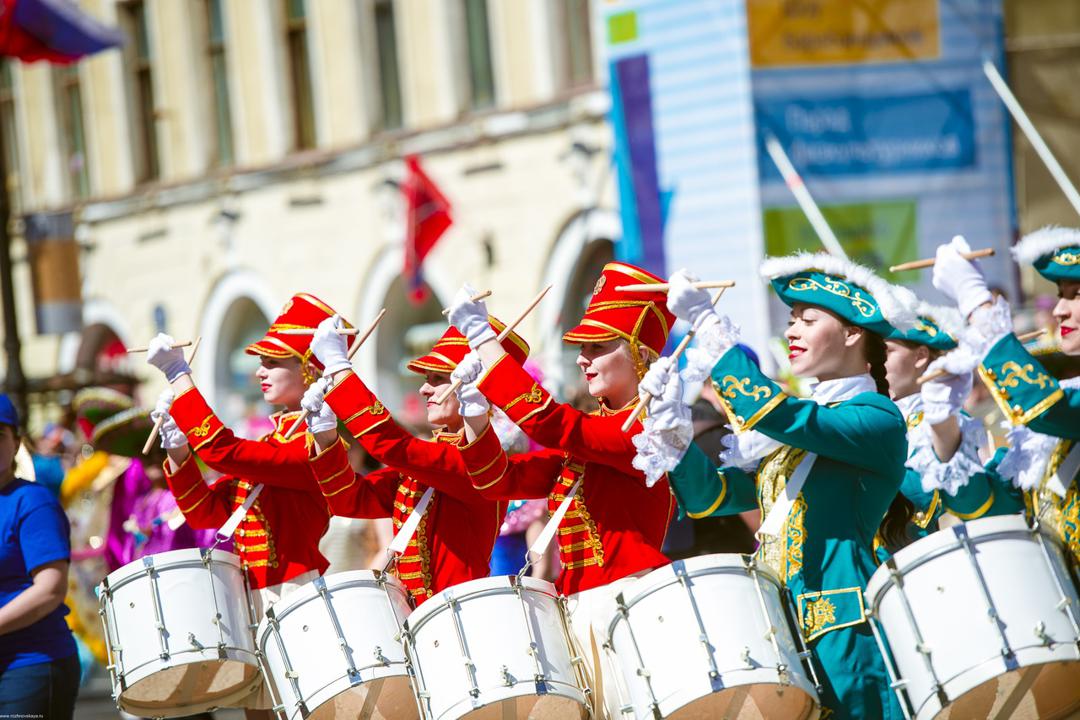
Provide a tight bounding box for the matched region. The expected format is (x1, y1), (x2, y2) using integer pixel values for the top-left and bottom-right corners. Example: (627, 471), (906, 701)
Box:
(0, 394), (79, 719)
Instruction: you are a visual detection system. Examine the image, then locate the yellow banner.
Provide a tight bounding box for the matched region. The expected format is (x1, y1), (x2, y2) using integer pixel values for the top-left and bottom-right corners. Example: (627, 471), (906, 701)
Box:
(748, 0), (940, 67)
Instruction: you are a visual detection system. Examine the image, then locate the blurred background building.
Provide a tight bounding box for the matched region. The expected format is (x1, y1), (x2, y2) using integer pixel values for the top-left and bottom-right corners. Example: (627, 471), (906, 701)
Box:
(0, 0), (1078, 431)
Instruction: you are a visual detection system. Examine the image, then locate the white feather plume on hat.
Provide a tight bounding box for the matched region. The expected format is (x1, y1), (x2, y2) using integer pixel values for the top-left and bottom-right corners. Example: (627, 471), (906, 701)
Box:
(760, 252), (918, 331)
(889, 283), (964, 338)
(1012, 226), (1080, 266)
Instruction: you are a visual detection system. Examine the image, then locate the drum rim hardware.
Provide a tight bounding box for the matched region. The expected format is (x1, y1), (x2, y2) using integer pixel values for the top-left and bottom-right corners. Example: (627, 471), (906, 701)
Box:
(403, 575), (588, 720)
(97, 548), (263, 716)
(866, 516), (1080, 720)
(258, 571), (414, 720)
(604, 553), (821, 719)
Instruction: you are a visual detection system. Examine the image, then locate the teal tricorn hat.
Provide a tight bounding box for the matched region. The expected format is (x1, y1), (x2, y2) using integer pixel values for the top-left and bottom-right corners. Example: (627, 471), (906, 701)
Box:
(760, 252), (915, 337)
(1012, 227), (1080, 283)
(884, 287), (960, 351)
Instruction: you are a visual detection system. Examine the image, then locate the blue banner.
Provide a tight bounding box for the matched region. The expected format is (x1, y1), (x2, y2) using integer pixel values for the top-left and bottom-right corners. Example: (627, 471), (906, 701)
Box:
(756, 89), (977, 180)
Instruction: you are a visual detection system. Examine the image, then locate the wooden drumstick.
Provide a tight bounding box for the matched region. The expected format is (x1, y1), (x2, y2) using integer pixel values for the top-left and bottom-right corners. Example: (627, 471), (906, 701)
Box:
(142, 336), (203, 455)
(621, 289), (728, 434)
(615, 280), (735, 293)
(276, 327), (360, 336)
(915, 328), (1047, 386)
(127, 340), (193, 353)
(442, 290), (492, 316)
(889, 248), (994, 273)
(283, 308), (387, 439)
(433, 285), (552, 405)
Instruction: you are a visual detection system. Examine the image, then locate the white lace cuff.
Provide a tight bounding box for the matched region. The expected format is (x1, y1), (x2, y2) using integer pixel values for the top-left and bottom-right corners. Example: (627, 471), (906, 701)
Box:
(907, 417), (986, 496)
(631, 415), (692, 488)
(997, 424), (1060, 494)
(682, 313), (740, 383)
(961, 296), (1012, 361)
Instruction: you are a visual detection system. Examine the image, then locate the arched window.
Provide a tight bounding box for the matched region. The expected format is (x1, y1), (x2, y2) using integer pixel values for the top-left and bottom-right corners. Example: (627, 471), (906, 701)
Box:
(537, 209), (621, 399)
(373, 275), (443, 428)
(213, 297), (272, 435)
(555, 238), (614, 400)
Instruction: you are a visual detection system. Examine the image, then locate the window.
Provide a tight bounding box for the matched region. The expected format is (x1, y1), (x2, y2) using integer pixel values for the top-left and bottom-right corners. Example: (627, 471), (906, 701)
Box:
(0, 62), (21, 213)
(463, 0), (495, 110)
(560, 0), (593, 89)
(120, 0), (159, 182)
(55, 65), (90, 199)
(284, 0), (315, 150)
(204, 0), (234, 166)
(373, 0), (402, 130)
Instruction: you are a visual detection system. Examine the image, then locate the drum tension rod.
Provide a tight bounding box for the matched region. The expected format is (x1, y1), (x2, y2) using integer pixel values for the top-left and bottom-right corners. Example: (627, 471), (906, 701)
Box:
(1033, 622), (1053, 646)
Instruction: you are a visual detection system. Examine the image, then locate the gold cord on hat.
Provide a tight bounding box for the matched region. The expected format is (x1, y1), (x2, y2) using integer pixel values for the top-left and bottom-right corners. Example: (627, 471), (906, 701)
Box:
(629, 339), (648, 380)
(300, 349), (320, 386)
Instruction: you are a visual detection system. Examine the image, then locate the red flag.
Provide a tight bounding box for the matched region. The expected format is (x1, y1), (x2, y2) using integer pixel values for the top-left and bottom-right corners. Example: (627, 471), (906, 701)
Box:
(402, 154), (452, 304)
(0, 0), (123, 64)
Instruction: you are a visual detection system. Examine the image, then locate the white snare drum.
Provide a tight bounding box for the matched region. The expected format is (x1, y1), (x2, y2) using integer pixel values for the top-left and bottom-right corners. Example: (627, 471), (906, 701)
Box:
(605, 554), (820, 719)
(257, 570), (417, 720)
(866, 515), (1080, 719)
(97, 548), (262, 717)
(405, 575), (589, 720)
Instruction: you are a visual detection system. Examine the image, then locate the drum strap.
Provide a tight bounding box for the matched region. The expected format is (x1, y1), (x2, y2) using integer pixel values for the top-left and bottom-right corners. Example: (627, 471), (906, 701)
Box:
(216, 483), (265, 543)
(756, 452), (817, 542)
(388, 486), (436, 556)
(530, 478), (582, 559)
(1047, 442), (1080, 499)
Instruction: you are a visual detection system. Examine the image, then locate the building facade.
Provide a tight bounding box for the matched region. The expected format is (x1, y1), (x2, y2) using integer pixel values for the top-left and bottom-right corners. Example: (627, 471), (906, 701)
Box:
(4, 0), (613, 430)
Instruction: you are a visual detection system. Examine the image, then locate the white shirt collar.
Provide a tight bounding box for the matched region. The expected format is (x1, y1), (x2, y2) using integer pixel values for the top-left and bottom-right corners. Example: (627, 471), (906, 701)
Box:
(894, 392), (923, 420)
(809, 373), (878, 406)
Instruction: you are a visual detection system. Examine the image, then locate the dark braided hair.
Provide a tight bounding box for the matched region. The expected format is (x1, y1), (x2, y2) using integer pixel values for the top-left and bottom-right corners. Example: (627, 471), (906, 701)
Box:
(862, 329), (916, 552)
(864, 330), (890, 397)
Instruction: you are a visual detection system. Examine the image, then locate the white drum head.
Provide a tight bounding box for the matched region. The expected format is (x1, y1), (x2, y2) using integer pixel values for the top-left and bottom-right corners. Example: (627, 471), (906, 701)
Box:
(933, 662), (1080, 720)
(663, 684), (818, 720)
(303, 675), (418, 720)
(118, 661), (261, 716)
(452, 695), (585, 720)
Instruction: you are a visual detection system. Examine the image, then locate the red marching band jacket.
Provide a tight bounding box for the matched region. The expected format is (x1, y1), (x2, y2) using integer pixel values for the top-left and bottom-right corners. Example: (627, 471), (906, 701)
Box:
(163, 386), (331, 589)
(310, 371), (506, 604)
(459, 262), (679, 596)
(460, 355), (674, 596)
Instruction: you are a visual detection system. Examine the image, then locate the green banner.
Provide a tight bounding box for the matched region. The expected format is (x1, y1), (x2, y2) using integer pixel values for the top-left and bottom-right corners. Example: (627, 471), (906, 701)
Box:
(763, 199), (918, 283)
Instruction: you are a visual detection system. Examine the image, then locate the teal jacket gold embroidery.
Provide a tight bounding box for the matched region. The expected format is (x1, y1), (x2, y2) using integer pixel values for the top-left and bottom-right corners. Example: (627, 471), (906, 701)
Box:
(978, 334), (1080, 560)
(668, 347), (906, 720)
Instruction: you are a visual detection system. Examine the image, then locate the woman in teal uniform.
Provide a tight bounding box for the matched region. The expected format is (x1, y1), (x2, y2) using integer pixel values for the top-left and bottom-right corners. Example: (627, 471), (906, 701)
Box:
(933, 231), (1080, 561)
(633, 253), (910, 720)
(881, 299), (1013, 543)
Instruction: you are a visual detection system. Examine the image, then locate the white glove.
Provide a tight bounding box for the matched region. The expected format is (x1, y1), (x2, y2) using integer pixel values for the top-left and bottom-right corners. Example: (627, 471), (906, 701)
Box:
(451, 351), (489, 418)
(146, 333), (191, 383)
(447, 284), (496, 348)
(301, 378), (338, 434)
(311, 315), (351, 375)
(920, 356), (972, 426)
(647, 366), (692, 448)
(151, 389), (187, 450)
(638, 356), (675, 401)
(667, 269), (718, 329)
(932, 236), (992, 318)
(631, 360), (692, 487)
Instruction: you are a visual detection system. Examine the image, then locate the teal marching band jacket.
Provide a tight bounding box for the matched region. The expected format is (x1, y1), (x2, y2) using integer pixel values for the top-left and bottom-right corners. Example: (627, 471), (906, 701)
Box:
(969, 228), (1080, 562)
(883, 306), (1011, 551)
(666, 254), (910, 720)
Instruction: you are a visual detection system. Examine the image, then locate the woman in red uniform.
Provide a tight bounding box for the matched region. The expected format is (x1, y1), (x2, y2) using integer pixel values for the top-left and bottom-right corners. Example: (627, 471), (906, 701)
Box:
(446, 263), (676, 720)
(303, 316), (529, 605)
(147, 293), (344, 716)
